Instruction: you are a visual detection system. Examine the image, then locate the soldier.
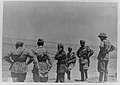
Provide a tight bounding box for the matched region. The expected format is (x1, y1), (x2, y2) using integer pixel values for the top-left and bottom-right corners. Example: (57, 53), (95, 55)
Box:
(32, 39), (52, 82)
(97, 33), (115, 83)
(76, 40), (94, 81)
(66, 47), (76, 80)
(4, 41), (35, 82)
(55, 44), (67, 82)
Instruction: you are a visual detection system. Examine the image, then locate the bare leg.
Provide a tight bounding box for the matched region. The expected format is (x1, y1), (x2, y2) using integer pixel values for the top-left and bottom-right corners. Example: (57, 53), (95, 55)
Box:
(84, 70), (88, 81)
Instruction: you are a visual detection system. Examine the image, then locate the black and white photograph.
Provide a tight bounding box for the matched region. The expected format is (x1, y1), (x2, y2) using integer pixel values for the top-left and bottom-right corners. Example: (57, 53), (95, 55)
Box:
(2, 1), (118, 83)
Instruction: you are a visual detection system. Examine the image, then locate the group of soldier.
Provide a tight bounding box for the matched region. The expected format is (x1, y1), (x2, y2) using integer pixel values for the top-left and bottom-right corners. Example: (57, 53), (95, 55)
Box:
(4, 33), (115, 83)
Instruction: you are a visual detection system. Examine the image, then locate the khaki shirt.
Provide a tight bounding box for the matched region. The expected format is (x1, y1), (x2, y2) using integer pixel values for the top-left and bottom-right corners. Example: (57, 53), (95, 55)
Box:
(99, 39), (111, 60)
(4, 47), (35, 73)
(32, 46), (52, 77)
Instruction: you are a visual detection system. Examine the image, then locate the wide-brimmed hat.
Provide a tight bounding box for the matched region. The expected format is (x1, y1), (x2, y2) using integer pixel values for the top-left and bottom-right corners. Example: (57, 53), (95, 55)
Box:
(98, 33), (107, 38)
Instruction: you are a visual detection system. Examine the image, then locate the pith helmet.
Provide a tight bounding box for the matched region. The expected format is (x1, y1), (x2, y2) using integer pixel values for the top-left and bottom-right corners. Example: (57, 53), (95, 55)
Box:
(98, 33), (107, 38)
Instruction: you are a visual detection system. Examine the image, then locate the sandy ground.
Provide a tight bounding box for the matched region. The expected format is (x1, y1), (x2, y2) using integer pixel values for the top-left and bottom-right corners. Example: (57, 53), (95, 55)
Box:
(2, 56), (117, 83)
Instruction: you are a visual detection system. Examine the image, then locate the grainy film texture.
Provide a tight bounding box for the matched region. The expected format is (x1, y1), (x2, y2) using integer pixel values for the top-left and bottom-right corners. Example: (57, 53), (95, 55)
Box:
(2, 2), (117, 83)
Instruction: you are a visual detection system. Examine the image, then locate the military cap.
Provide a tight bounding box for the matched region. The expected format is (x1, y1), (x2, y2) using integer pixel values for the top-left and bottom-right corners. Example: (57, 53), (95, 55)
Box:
(37, 38), (44, 46)
(15, 41), (24, 46)
(38, 38), (44, 42)
(80, 40), (85, 43)
(68, 47), (72, 51)
(58, 43), (64, 48)
(98, 33), (107, 38)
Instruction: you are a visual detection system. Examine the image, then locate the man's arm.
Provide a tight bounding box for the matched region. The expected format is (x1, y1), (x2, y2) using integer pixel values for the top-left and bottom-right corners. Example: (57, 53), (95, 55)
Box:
(76, 48), (80, 58)
(88, 48), (94, 57)
(68, 52), (76, 63)
(26, 56), (34, 65)
(4, 50), (14, 64)
(55, 52), (59, 60)
(47, 53), (52, 69)
(27, 49), (40, 69)
(55, 51), (66, 60)
(109, 45), (115, 52)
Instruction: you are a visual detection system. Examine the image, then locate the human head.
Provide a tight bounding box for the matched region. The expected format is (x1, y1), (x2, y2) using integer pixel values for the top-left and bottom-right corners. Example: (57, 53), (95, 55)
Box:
(80, 40), (85, 47)
(37, 38), (44, 46)
(68, 47), (72, 53)
(15, 41), (24, 49)
(98, 33), (107, 41)
(58, 43), (64, 52)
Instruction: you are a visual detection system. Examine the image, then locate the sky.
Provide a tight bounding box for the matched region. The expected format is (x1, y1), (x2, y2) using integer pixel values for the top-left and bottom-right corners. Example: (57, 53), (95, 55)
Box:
(3, 2), (117, 46)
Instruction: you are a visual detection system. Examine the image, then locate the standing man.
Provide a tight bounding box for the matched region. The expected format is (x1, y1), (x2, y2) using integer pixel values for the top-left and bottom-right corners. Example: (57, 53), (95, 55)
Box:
(4, 41), (35, 82)
(66, 47), (76, 80)
(32, 39), (52, 82)
(55, 44), (67, 83)
(76, 40), (94, 81)
(97, 33), (115, 83)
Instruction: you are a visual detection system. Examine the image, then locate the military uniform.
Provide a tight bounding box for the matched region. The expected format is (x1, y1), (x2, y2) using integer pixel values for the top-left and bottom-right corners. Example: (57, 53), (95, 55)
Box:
(97, 33), (115, 83)
(76, 41), (94, 81)
(55, 44), (67, 82)
(4, 41), (34, 82)
(32, 39), (52, 82)
(66, 48), (76, 80)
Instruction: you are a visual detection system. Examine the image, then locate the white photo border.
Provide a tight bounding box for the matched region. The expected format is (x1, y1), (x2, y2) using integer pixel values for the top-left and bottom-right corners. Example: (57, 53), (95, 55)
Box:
(0, 0), (119, 85)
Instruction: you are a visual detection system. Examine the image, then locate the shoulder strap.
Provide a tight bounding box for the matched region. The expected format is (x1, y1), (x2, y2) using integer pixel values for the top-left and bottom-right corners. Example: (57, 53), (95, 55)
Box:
(16, 49), (25, 60)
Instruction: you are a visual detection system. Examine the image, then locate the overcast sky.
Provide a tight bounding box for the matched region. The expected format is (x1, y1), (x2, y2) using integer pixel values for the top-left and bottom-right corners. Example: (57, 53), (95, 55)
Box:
(3, 2), (117, 46)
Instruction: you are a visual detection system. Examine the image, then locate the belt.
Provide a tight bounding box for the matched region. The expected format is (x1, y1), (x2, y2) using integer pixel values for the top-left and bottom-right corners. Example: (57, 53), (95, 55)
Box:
(14, 60), (26, 62)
